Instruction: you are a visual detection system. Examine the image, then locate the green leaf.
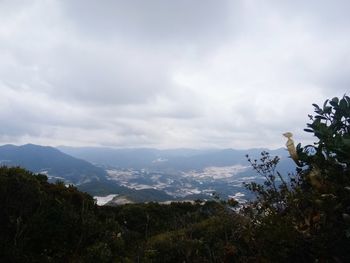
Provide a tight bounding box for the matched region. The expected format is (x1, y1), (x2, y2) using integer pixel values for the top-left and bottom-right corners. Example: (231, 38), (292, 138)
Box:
(340, 98), (348, 110)
(312, 103), (320, 109)
(314, 116), (327, 120)
(324, 106), (332, 114)
(323, 99), (329, 110)
(331, 97), (339, 104)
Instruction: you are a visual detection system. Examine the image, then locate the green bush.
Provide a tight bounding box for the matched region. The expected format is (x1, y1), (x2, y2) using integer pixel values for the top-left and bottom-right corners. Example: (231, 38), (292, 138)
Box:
(243, 95), (350, 262)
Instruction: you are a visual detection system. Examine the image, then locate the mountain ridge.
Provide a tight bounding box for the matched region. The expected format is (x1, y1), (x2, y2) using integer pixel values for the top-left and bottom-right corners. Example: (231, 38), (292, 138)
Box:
(0, 143), (107, 184)
(0, 143), (296, 202)
(58, 145), (289, 171)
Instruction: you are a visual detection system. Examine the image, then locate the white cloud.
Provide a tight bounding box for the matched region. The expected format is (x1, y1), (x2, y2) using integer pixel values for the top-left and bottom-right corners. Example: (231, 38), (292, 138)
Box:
(0, 0), (349, 149)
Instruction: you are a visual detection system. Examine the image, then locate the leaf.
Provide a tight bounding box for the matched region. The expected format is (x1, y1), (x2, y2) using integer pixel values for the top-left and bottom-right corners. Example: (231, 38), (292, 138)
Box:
(322, 99), (329, 111)
(304, 128), (314, 133)
(331, 97), (339, 104)
(340, 98), (348, 110)
(314, 116), (327, 120)
(330, 97), (339, 108)
(329, 100), (338, 107)
(312, 103), (320, 109)
(323, 106), (332, 114)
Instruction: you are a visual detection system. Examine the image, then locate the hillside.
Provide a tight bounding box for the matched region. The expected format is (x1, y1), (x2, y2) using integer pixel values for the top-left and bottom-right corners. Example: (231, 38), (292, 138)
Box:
(0, 166), (237, 262)
(0, 144), (107, 184)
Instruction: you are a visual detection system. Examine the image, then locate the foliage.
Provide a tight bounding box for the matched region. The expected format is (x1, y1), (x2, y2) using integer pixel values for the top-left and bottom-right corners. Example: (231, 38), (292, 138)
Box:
(0, 167), (242, 262)
(243, 95), (350, 262)
(0, 167), (123, 262)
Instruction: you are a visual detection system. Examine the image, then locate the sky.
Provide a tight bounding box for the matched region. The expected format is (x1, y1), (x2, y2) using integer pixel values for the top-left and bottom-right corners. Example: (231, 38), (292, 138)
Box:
(0, 0), (349, 149)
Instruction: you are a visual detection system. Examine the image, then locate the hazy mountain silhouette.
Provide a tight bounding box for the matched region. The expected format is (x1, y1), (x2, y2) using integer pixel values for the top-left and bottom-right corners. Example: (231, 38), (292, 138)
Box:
(58, 146), (295, 174)
(0, 144), (107, 184)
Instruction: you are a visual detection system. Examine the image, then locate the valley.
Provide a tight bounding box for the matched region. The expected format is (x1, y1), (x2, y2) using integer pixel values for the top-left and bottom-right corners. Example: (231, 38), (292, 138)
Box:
(102, 165), (258, 204)
(0, 144), (296, 204)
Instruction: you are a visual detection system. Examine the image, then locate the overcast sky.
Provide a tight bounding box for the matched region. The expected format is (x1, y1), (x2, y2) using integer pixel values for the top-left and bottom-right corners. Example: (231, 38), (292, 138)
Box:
(0, 0), (349, 149)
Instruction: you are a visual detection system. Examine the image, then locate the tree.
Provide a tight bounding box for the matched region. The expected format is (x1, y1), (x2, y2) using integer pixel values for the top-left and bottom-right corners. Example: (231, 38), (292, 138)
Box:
(242, 95), (350, 262)
(0, 166), (124, 262)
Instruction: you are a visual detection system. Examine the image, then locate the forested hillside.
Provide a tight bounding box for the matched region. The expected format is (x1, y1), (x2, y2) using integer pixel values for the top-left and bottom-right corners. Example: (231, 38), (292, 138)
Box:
(0, 166), (241, 262)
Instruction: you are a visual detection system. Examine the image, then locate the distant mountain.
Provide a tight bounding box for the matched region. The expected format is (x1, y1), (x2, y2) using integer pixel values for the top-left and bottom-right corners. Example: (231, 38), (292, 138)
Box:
(0, 144), (107, 184)
(58, 146), (211, 169)
(58, 147), (162, 169)
(58, 146), (295, 173)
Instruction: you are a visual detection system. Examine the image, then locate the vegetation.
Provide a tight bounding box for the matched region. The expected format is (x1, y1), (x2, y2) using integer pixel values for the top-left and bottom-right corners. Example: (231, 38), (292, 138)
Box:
(0, 166), (240, 262)
(242, 95), (350, 261)
(0, 95), (349, 262)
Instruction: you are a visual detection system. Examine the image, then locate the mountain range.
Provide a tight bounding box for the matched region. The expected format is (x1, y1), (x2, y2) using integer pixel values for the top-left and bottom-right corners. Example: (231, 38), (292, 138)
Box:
(58, 146), (294, 172)
(0, 144), (296, 203)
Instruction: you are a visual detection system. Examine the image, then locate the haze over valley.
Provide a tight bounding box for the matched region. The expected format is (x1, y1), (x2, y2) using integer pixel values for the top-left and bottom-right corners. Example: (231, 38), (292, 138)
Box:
(0, 143), (295, 204)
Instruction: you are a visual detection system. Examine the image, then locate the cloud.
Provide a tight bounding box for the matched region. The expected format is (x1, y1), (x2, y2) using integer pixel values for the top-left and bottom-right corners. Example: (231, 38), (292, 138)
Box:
(0, 0), (349, 148)
(62, 0), (233, 43)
